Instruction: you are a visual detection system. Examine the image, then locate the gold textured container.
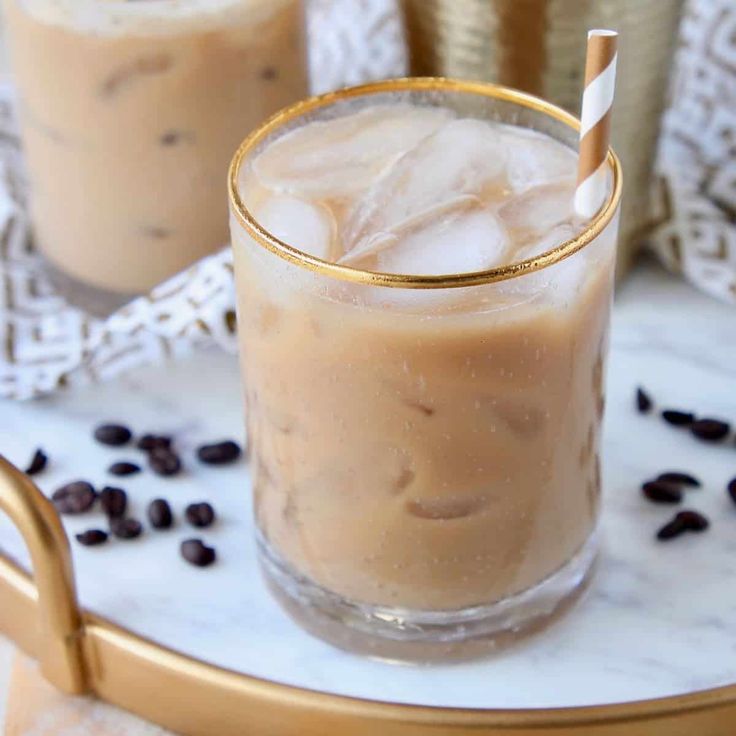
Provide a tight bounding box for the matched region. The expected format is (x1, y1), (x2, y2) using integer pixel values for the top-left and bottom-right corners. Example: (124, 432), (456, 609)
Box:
(399, 0), (684, 278)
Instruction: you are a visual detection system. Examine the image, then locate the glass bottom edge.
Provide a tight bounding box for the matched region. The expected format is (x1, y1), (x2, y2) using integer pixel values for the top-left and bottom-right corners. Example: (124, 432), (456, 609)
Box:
(257, 530), (598, 663)
(44, 257), (139, 318)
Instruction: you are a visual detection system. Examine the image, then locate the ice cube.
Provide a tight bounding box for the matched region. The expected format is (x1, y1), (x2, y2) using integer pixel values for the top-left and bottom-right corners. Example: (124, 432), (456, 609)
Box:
(543, 247), (590, 303)
(252, 104), (454, 200)
(504, 223), (592, 306)
(254, 194), (334, 260)
(499, 181), (576, 237)
(371, 207), (511, 276)
(489, 223), (582, 306)
(503, 127), (577, 192)
(344, 118), (508, 247)
(517, 223), (580, 261)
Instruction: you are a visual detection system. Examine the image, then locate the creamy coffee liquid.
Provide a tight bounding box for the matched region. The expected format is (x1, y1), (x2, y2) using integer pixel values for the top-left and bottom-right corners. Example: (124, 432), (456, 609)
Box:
(5, 0), (307, 294)
(233, 103), (616, 611)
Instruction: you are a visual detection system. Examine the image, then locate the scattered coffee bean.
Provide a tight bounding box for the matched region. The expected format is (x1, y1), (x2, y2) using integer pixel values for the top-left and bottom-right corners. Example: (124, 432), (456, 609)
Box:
(94, 423), (132, 447)
(147, 499), (174, 530)
(108, 461), (141, 477)
(110, 518), (143, 540)
(642, 480), (683, 504)
(75, 529), (108, 547)
(52, 481), (96, 514)
(727, 478), (736, 506)
(661, 410), (695, 427)
(196, 440), (241, 466)
(636, 387), (653, 414)
(185, 502), (215, 528)
(25, 448), (48, 476)
(99, 486), (128, 519)
(224, 309), (237, 334)
(657, 516), (687, 541)
(137, 434), (172, 453)
(676, 509), (710, 532)
(690, 418), (730, 442)
(180, 539), (216, 567)
(149, 448), (182, 477)
(657, 471), (701, 488)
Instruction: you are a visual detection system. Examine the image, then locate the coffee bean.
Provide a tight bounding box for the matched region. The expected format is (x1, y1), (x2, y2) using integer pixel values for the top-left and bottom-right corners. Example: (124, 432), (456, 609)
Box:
(52, 481), (96, 514)
(636, 387), (653, 414)
(110, 518), (143, 540)
(657, 472), (701, 488)
(224, 310), (237, 334)
(99, 486), (128, 518)
(76, 529), (108, 547)
(642, 480), (683, 504)
(108, 461), (141, 477)
(94, 423), (132, 447)
(147, 498), (173, 529)
(690, 418), (730, 442)
(137, 434), (172, 453)
(657, 516), (686, 541)
(661, 410), (695, 427)
(149, 448), (182, 477)
(727, 478), (736, 506)
(196, 440), (241, 466)
(676, 510), (709, 532)
(25, 448), (48, 476)
(185, 502), (215, 528)
(180, 539), (216, 567)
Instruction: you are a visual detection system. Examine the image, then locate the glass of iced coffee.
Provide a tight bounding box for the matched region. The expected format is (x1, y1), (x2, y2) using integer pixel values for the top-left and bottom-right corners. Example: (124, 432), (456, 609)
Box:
(4, 0), (307, 314)
(229, 78), (621, 660)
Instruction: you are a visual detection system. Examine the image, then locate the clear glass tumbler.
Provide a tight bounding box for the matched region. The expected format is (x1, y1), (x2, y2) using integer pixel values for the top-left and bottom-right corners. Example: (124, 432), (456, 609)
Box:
(228, 79), (621, 661)
(4, 0), (308, 315)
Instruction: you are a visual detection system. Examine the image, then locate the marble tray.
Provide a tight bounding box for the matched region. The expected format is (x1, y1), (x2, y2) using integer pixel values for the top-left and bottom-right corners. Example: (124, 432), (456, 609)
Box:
(1, 262), (736, 730)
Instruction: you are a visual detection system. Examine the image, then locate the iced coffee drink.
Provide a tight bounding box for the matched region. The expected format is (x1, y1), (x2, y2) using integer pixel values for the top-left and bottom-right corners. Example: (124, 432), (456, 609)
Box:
(229, 80), (621, 659)
(4, 0), (307, 312)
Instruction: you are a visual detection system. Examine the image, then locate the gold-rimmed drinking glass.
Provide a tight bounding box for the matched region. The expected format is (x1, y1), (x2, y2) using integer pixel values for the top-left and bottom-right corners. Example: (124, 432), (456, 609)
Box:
(229, 78), (621, 661)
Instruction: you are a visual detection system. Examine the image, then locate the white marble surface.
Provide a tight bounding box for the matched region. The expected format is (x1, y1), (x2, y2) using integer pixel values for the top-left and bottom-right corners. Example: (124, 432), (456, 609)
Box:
(1, 259), (736, 710)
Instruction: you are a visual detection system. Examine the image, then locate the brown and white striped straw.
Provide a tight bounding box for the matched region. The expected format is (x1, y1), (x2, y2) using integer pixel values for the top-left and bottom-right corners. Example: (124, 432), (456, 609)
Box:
(574, 29), (618, 218)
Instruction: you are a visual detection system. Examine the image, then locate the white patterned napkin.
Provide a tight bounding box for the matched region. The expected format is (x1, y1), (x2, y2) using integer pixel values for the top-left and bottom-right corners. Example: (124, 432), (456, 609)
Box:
(649, 0), (736, 303)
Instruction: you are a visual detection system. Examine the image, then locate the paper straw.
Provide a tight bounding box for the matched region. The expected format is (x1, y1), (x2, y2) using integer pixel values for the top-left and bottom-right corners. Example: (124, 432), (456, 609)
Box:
(574, 29), (618, 219)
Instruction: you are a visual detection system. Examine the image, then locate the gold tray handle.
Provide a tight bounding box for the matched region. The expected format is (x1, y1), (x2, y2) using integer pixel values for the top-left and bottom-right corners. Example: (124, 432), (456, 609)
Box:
(0, 455), (87, 693)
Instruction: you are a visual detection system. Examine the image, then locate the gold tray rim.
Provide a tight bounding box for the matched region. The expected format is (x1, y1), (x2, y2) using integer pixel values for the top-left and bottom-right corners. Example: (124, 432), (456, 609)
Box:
(0, 553), (736, 729)
(2, 456), (736, 734)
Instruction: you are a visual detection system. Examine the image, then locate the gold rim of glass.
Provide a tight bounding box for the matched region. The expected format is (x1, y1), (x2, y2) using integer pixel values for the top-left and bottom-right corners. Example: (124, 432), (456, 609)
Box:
(228, 77), (622, 290)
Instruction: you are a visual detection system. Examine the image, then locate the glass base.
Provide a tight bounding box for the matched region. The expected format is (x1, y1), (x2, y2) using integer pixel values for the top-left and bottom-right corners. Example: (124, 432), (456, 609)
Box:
(45, 258), (137, 318)
(258, 531), (598, 663)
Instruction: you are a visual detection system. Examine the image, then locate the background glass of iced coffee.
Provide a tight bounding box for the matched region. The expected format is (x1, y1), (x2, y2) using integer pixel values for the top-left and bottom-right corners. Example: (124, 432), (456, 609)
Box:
(4, 0), (307, 314)
(229, 79), (621, 660)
